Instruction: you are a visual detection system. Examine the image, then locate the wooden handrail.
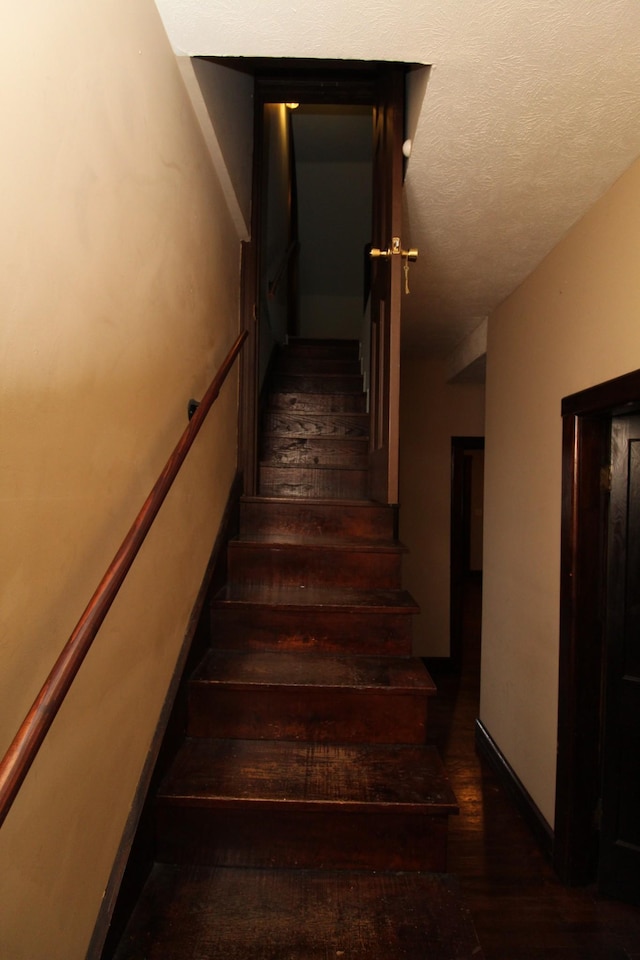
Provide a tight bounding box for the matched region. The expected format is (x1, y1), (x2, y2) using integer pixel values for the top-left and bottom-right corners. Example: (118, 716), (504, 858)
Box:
(0, 329), (248, 829)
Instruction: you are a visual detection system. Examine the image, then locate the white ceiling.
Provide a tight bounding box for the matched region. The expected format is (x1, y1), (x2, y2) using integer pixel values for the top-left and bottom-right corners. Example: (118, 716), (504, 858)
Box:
(154, 0), (640, 366)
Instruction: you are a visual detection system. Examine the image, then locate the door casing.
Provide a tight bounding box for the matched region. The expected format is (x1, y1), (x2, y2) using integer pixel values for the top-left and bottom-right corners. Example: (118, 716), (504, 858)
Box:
(237, 60), (405, 502)
(555, 367), (640, 886)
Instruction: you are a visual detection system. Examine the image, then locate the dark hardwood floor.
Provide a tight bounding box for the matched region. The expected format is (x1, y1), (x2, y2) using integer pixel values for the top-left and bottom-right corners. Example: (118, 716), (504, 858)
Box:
(428, 577), (640, 960)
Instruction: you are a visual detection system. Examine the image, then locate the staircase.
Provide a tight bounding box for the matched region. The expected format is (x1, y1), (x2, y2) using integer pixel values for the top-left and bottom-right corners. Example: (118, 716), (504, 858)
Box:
(258, 338), (369, 499)
(111, 339), (483, 959)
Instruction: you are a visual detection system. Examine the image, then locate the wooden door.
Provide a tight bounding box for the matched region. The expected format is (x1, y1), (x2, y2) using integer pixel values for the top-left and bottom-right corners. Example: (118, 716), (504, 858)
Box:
(599, 413), (640, 903)
(450, 438), (485, 669)
(368, 67), (405, 505)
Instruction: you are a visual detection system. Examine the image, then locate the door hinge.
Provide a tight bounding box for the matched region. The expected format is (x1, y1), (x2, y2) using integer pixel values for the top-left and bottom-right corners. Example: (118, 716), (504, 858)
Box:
(600, 465), (612, 493)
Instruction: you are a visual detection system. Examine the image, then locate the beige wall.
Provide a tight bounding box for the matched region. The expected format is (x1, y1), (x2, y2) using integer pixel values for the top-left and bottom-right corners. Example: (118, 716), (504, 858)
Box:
(0, 2), (243, 957)
(399, 358), (485, 657)
(482, 155), (640, 828)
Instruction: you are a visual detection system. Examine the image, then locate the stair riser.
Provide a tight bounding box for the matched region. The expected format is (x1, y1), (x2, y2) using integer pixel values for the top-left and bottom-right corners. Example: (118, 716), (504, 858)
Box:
(261, 436), (368, 467)
(227, 544), (402, 590)
(155, 807), (449, 871)
(272, 374), (363, 394)
(259, 466), (368, 499)
(210, 608), (413, 655)
(239, 499), (396, 541)
(188, 688), (428, 743)
(274, 357), (362, 376)
(281, 340), (360, 361)
(263, 411), (369, 439)
(269, 392), (367, 413)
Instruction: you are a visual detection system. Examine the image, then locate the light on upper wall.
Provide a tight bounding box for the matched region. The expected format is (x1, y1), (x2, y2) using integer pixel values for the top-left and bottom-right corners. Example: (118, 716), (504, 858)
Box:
(285, 102), (300, 110)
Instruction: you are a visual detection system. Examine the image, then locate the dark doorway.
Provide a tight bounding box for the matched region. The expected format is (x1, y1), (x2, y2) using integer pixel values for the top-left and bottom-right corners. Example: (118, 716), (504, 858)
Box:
(450, 437), (485, 671)
(555, 368), (640, 903)
(239, 61), (408, 503)
(599, 412), (640, 903)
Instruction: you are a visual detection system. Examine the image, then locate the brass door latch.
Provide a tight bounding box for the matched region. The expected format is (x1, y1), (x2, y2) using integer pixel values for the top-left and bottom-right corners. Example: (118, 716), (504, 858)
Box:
(370, 237), (418, 292)
(369, 237), (418, 261)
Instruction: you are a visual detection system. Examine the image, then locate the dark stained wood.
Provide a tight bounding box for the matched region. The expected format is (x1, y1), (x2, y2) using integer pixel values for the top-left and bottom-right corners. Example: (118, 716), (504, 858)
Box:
(105, 333), (464, 957)
(554, 369), (640, 886)
(475, 719), (553, 859)
(368, 66), (405, 505)
(261, 435), (369, 466)
(156, 803), (451, 872)
(193, 649), (435, 692)
(113, 865), (484, 960)
(268, 390), (367, 413)
(428, 577), (640, 960)
(252, 60), (381, 106)
(215, 582), (419, 609)
(561, 367), (640, 417)
(450, 437), (485, 670)
(107, 574), (640, 960)
(239, 496), (396, 541)
(156, 739), (456, 871)
(259, 463), (369, 499)
(188, 649), (435, 742)
(273, 355), (362, 376)
(283, 337), (360, 359)
(211, 596), (416, 656)
(271, 372), (364, 394)
(262, 410), (369, 437)
(555, 410), (609, 884)
(227, 537), (404, 589)
(159, 738), (455, 813)
(190, 686), (428, 744)
(0, 330), (248, 830)
(599, 414), (640, 902)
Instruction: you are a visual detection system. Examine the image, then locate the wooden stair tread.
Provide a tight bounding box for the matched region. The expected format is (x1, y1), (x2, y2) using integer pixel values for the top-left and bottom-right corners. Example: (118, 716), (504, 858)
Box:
(273, 358), (362, 374)
(259, 460), (367, 473)
(264, 411), (369, 428)
(258, 464), (369, 500)
(271, 374), (364, 394)
(114, 864), (484, 960)
(287, 336), (360, 346)
(241, 495), (392, 509)
(159, 738), (458, 814)
(268, 391), (367, 412)
(193, 649), (436, 694)
(261, 435), (368, 448)
(259, 439), (368, 467)
(214, 583), (419, 612)
(230, 533), (405, 552)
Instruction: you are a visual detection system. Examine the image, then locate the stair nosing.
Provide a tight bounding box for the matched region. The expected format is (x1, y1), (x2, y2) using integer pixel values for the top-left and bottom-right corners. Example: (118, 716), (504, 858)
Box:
(241, 496), (391, 507)
(259, 462), (369, 473)
(158, 795), (456, 815)
(158, 739), (458, 816)
(212, 586), (419, 614)
(192, 649), (436, 694)
(228, 536), (406, 553)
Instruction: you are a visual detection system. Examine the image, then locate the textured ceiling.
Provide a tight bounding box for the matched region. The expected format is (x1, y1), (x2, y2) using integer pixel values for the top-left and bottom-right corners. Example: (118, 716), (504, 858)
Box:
(154, 0), (640, 363)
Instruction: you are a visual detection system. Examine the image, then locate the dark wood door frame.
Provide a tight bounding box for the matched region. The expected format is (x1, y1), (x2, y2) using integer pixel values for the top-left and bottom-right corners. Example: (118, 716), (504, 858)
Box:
(236, 59), (404, 499)
(367, 66), (405, 506)
(450, 437), (485, 670)
(555, 367), (640, 884)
